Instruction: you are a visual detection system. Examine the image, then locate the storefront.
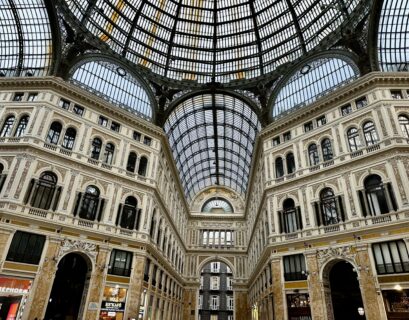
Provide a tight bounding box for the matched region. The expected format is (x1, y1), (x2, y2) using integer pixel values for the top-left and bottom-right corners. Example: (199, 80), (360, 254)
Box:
(286, 293), (311, 320)
(99, 285), (127, 320)
(0, 276), (32, 320)
(382, 289), (409, 320)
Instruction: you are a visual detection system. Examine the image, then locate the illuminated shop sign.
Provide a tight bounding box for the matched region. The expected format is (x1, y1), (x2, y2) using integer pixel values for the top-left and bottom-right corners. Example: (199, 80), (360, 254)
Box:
(0, 277), (31, 295)
(101, 301), (125, 312)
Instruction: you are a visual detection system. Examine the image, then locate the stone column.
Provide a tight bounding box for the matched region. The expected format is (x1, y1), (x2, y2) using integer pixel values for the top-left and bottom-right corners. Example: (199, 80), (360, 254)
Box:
(26, 238), (61, 320)
(305, 252), (327, 320)
(182, 286), (197, 320)
(125, 254), (147, 319)
(271, 257), (285, 320)
(356, 245), (383, 320)
(82, 247), (109, 320)
(234, 285), (249, 320)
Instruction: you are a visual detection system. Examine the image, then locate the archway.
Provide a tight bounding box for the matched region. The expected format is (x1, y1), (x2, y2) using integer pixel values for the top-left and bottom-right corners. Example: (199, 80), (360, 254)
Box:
(198, 261), (234, 320)
(328, 260), (365, 320)
(44, 252), (91, 320)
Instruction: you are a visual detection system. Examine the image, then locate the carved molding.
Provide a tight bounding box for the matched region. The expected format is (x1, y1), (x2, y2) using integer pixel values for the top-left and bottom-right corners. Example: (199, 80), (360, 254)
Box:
(58, 239), (98, 261)
(316, 245), (356, 268)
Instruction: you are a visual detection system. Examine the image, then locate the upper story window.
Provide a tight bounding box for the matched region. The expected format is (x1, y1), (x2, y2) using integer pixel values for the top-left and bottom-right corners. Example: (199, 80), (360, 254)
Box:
(283, 131), (291, 142)
(138, 156), (148, 176)
(283, 254), (307, 281)
(73, 104), (84, 117)
(90, 138), (102, 160)
(0, 163), (6, 193)
(15, 116), (29, 137)
(61, 127), (77, 150)
(316, 116), (326, 127)
(6, 231), (45, 265)
(210, 276), (219, 290)
(108, 249), (133, 277)
(1, 116), (16, 137)
(275, 157), (284, 178)
(25, 172), (60, 211)
(341, 104), (352, 116)
(347, 127), (361, 152)
(286, 153), (296, 174)
(279, 198), (302, 234)
(46, 122), (62, 145)
(111, 121), (120, 132)
(74, 185), (104, 221)
(272, 137), (280, 146)
(321, 138), (333, 161)
(373, 240), (409, 275)
(202, 198), (234, 213)
(304, 121), (313, 132)
(398, 115), (409, 138)
(211, 262), (220, 273)
(363, 121), (379, 146)
(143, 137), (152, 146)
(59, 98), (70, 109)
(103, 143), (115, 165)
(98, 116), (108, 127)
(126, 152), (137, 173)
(318, 188), (344, 226)
(116, 196), (140, 230)
(27, 93), (38, 101)
(355, 96), (368, 109)
(308, 144), (319, 166)
(390, 90), (403, 99)
(13, 93), (24, 101)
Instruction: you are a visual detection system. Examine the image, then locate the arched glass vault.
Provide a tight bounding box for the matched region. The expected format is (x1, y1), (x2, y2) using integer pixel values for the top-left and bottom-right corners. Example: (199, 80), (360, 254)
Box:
(164, 93), (260, 200)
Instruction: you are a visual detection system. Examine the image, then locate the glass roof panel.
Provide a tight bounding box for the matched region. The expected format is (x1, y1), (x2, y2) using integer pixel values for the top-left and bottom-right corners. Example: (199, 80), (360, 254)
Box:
(62, 0), (364, 83)
(378, 0), (409, 71)
(272, 57), (359, 118)
(164, 93), (260, 200)
(70, 60), (153, 120)
(0, 0), (52, 77)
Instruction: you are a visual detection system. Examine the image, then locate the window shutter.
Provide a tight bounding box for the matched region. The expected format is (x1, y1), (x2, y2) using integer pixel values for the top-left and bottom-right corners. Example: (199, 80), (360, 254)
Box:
(52, 186), (62, 211)
(23, 179), (35, 204)
(296, 206), (303, 230)
(97, 199), (105, 222)
(358, 190), (367, 217)
(73, 192), (82, 217)
(116, 204), (122, 226)
(387, 183), (398, 211)
(313, 202), (321, 226)
(338, 196), (345, 221)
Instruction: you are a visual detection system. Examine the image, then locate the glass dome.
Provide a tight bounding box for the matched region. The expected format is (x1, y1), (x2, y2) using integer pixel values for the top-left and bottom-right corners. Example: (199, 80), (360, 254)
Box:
(62, 0), (363, 84)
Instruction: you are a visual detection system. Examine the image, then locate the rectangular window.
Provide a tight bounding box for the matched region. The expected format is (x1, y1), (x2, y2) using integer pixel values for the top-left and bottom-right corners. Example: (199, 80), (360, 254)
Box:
(372, 240), (409, 274)
(272, 137), (280, 146)
(111, 121), (120, 132)
(143, 136), (152, 146)
(202, 231), (208, 245)
(199, 295), (203, 309)
(108, 249), (133, 277)
(283, 254), (307, 281)
(73, 104), (84, 116)
(341, 104), (352, 116)
(13, 93), (24, 101)
(227, 296), (234, 310)
(133, 131), (141, 141)
(283, 131), (291, 142)
(200, 276), (203, 289)
(144, 258), (151, 282)
(355, 96), (368, 109)
(27, 93), (38, 101)
(227, 277), (233, 290)
(390, 90), (403, 99)
(6, 231), (45, 264)
(316, 116), (326, 127)
(210, 296), (219, 310)
(211, 262), (220, 273)
(304, 121), (313, 132)
(210, 276), (219, 290)
(98, 116), (108, 127)
(59, 98), (70, 109)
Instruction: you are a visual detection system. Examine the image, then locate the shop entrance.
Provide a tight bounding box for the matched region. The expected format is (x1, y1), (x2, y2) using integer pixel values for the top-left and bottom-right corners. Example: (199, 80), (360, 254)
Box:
(44, 252), (90, 320)
(329, 261), (365, 320)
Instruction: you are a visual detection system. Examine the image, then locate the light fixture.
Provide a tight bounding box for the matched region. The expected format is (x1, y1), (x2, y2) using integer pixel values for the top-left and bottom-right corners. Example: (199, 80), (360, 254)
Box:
(394, 284), (402, 291)
(357, 307), (364, 316)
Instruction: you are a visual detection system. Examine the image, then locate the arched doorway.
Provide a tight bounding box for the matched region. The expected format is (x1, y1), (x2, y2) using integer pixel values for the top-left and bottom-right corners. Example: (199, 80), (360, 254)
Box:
(44, 252), (91, 320)
(198, 261), (234, 320)
(328, 261), (365, 320)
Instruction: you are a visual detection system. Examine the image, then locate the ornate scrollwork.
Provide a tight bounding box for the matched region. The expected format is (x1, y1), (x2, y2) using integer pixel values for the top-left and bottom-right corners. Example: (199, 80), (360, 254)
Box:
(58, 239), (97, 261)
(316, 245), (356, 267)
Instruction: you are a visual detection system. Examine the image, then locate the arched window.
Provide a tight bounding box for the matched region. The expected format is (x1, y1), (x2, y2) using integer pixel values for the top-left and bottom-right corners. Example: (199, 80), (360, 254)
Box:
(14, 116), (29, 137)
(275, 157), (284, 178)
(90, 138), (102, 160)
(117, 196), (140, 230)
(363, 121), (379, 146)
(61, 127), (76, 150)
(126, 152), (137, 172)
(364, 175), (391, 216)
(138, 156), (148, 176)
(28, 172), (59, 210)
(279, 199), (302, 233)
(103, 143), (115, 164)
(77, 185), (103, 221)
(286, 153), (296, 174)
(399, 115), (409, 138)
(201, 198), (234, 213)
(347, 127), (361, 152)
(0, 116), (15, 137)
(319, 188), (339, 225)
(308, 144), (319, 166)
(46, 122), (62, 144)
(321, 138), (333, 161)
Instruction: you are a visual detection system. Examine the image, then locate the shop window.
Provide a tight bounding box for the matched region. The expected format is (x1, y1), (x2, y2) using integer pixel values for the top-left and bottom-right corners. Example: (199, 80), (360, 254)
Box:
(73, 104), (84, 117)
(340, 104), (352, 116)
(100, 286), (128, 318)
(143, 136), (152, 146)
(138, 156), (148, 176)
(14, 116), (29, 137)
(287, 293), (311, 320)
(103, 143), (115, 165)
(399, 114), (409, 138)
(26, 172), (60, 211)
(372, 240), (409, 274)
(59, 98), (70, 110)
(108, 249), (133, 277)
(347, 127), (361, 152)
(279, 199), (302, 234)
(286, 153), (296, 174)
(61, 127), (76, 150)
(0, 115), (15, 137)
(382, 289), (409, 317)
(283, 131), (291, 142)
(283, 254), (307, 281)
(74, 185), (104, 221)
(275, 157), (284, 178)
(27, 93), (38, 101)
(116, 196), (140, 230)
(321, 138), (333, 161)
(363, 121), (379, 146)
(133, 131), (141, 141)
(316, 115), (326, 127)
(391, 90), (403, 99)
(13, 93), (24, 102)
(98, 116), (108, 127)
(355, 96), (368, 109)
(126, 152), (137, 172)
(90, 138), (102, 160)
(6, 231), (45, 264)
(111, 121), (120, 132)
(304, 121), (313, 132)
(308, 144), (319, 166)
(46, 121), (62, 145)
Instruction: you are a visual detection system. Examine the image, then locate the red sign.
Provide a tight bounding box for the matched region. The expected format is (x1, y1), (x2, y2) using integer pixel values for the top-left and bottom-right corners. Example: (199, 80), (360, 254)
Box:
(0, 277), (31, 294)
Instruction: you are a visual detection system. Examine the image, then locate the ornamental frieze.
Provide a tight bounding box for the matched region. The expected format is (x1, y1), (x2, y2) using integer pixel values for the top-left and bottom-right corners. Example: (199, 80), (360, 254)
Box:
(58, 239), (98, 261)
(316, 245), (356, 267)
